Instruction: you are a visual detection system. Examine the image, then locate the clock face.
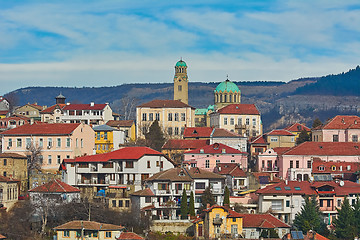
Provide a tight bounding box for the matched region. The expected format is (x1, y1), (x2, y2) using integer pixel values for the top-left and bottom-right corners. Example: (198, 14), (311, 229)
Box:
(179, 79), (181, 82)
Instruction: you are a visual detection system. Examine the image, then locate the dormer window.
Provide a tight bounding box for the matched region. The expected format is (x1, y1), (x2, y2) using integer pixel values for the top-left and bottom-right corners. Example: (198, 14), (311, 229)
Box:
(318, 165), (325, 171)
(331, 165), (336, 171)
(347, 165), (351, 171)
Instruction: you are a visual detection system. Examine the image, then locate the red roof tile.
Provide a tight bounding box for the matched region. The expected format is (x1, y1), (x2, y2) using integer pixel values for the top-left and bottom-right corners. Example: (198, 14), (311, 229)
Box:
(118, 232), (144, 240)
(321, 115), (360, 130)
(66, 147), (166, 163)
(284, 123), (311, 132)
(0, 153), (27, 158)
(203, 205), (243, 218)
(252, 172), (283, 184)
(272, 147), (291, 155)
(251, 135), (268, 145)
(0, 110), (9, 115)
(29, 179), (80, 193)
(54, 220), (123, 231)
(211, 128), (242, 138)
(184, 143), (246, 154)
(183, 127), (214, 138)
(0, 175), (19, 183)
(283, 142), (360, 156)
(132, 188), (155, 196)
(310, 180), (360, 196)
(137, 99), (194, 109)
(214, 163), (246, 177)
(256, 181), (317, 195)
(162, 139), (209, 150)
(41, 104), (66, 114)
(106, 120), (134, 127)
(217, 104), (260, 115)
(266, 129), (294, 136)
(312, 159), (360, 174)
(1, 123), (81, 135)
(239, 213), (290, 228)
(63, 103), (107, 111)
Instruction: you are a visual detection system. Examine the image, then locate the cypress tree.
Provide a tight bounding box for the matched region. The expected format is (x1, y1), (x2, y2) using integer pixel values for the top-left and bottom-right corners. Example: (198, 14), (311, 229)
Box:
(296, 129), (311, 145)
(353, 196), (360, 236)
(189, 191), (195, 217)
(333, 196), (356, 240)
(145, 120), (165, 151)
(180, 189), (188, 219)
(199, 187), (215, 212)
(223, 186), (230, 206)
(312, 118), (322, 128)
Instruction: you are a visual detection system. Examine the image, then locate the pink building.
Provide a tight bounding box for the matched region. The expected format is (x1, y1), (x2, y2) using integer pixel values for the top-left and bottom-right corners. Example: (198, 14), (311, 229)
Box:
(257, 147), (290, 176)
(183, 143), (248, 171)
(1, 123), (95, 170)
(312, 115), (360, 142)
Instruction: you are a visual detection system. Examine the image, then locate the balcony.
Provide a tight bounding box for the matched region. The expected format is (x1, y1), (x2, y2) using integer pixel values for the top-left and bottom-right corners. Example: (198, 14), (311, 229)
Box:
(235, 124), (247, 129)
(213, 217), (223, 225)
(212, 188), (224, 194)
(261, 167), (279, 172)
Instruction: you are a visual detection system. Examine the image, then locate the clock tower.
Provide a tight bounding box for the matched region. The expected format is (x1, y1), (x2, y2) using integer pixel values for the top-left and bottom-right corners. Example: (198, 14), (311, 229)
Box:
(173, 59), (188, 104)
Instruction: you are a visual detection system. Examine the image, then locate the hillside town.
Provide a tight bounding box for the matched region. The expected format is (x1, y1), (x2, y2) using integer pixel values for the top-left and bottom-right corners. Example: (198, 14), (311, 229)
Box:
(0, 60), (360, 240)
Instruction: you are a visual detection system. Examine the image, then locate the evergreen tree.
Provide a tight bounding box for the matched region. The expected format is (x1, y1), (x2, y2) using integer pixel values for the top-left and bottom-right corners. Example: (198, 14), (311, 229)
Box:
(333, 196), (356, 240)
(145, 120), (165, 151)
(180, 189), (188, 219)
(312, 118), (322, 129)
(223, 186), (230, 206)
(260, 229), (279, 238)
(199, 187), (215, 212)
(296, 129), (311, 145)
(293, 196), (327, 235)
(353, 196), (360, 236)
(189, 191), (195, 217)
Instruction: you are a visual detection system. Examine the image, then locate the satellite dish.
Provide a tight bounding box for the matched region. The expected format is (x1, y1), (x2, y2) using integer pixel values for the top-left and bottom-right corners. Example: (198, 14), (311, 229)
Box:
(339, 180), (344, 187)
(115, 234), (120, 239)
(309, 176), (314, 182)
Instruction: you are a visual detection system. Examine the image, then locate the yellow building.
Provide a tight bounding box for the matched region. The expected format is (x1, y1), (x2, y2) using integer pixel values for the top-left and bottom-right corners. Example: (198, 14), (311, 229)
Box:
(0, 175), (19, 211)
(284, 123), (311, 142)
(136, 99), (195, 139)
(193, 205), (243, 239)
(93, 125), (123, 154)
(173, 59), (188, 104)
(106, 120), (136, 143)
(14, 103), (44, 121)
(0, 153), (28, 194)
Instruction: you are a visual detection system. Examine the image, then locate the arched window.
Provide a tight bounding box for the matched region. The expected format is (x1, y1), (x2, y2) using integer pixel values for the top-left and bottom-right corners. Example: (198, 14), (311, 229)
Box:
(224, 94), (227, 103)
(229, 95), (232, 102)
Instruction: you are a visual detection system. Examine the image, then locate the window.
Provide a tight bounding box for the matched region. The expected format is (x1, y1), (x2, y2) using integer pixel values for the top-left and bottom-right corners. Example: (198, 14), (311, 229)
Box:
(178, 85), (182, 91)
(291, 136), (295, 142)
(230, 118), (234, 125)
(181, 113), (185, 121)
(119, 200), (123, 207)
(125, 200), (130, 207)
(3, 159), (7, 166)
(39, 138), (43, 148)
(147, 161), (151, 168)
(104, 132), (108, 140)
(57, 138), (61, 147)
(337, 199), (342, 207)
(286, 200), (290, 207)
(48, 155), (52, 165)
(105, 232), (111, 238)
(142, 113), (147, 121)
(246, 118), (250, 125)
(125, 161), (134, 168)
(318, 165), (325, 171)
(167, 127), (173, 136)
(48, 138), (52, 148)
(66, 138), (71, 147)
(270, 137), (278, 142)
(252, 118), (256, 126)
(158, 183), (168, 190)
(272, 200), (282, 210)
(63, 231), (70, 237)
(145, 197), (151, 203)
(168, 113), (173, 121)
(112, 200), (116, 207)
(184, 183), (191, 190)
(174, 113), (179, 121)
(333, 134), (339, 142)
(290, 161), (293, 168)
(17, 138), (22, 147)
(296, 160), (299, 168)
(237, 118), (242, 125)
(81, 139), (83, 148)
(149, 113), (153, 121)
(8, 139), (12, 147)
(155, 113), (160, 121)
(57, 155), (61, 164)
(195, 182), (206, 189)
(174, 127), (179, 135)
(224, 117), (228, 125)
(96, 132), (100, 140)
(205, 160), (210, 168)
(307, 160), (311, 168)
(26, 138), (31, 148)
(353, 135), (358, 142)
(181, 127), (185, 135)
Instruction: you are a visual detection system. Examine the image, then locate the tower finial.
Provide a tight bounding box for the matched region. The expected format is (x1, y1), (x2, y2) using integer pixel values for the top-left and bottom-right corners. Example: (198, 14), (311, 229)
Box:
(180, 57), (182, 61)
(226, 74), (229, 80)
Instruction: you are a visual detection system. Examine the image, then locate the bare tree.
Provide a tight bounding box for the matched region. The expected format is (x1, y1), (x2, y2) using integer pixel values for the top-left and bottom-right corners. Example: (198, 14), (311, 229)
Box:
(112, 95), (138, 120)
(3, 92), (19, 114)
(26, 141), (43, 172)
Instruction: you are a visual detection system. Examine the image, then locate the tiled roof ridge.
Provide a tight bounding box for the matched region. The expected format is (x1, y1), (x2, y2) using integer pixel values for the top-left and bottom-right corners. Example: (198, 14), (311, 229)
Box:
(55, 179), (67, 192)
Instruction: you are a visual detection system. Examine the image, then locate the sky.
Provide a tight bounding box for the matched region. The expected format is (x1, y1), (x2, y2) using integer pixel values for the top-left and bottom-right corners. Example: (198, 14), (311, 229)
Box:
(1, 0), (360, 95)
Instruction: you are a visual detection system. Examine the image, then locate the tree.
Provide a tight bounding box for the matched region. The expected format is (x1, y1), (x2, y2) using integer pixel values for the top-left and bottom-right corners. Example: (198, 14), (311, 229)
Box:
(233, 203), (248, 213)
(199, 187), (215, 212)
(189, 191), (195, 217)
(260, 229), (279, 238)
(223, 186), (230, 206)
(296, 129), (311, 145)
(26, 141), (43, 190)
(293, 196), (327, 235)
(312, 118), (322, 128)
(111, 95), (138, 120)
(180, 189), (188, 219)
(353, 196), (360, 236)
(145, 120), (165, 151)
(4, 92), (19, 113)
(333, 197), (357, 240)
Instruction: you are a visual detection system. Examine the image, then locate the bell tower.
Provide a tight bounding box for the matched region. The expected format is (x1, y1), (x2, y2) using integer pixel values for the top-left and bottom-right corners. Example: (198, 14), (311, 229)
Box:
(173, 59), (188, 104)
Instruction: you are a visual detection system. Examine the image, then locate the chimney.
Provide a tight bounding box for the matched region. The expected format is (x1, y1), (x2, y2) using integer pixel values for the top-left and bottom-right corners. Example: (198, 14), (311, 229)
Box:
(270, 173), (274, 181)
(285, 179), (288, 185)
(206, 203), (210, 209)
(90, 102), (95, 107)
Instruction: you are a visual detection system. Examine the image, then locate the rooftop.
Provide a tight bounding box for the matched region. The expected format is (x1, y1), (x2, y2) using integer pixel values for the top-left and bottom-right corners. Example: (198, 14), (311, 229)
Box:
(215, 79), (240, 93)
(1, 123), (81, 136)
(283, 142), (360, 156)
(183, 127), (213, 138)
(284, 123), (311, 132)
(29, 179), (80, 193)
(320, 115), (360, 130)
(106, 120), (134, 127)
(137, 99), (194, 109)
(213, 163), (246, 177)
(63, 103), (107, 111)
(162, 139), (209, 150)
(184, 142), (246, 155)
(146, 167), (225, 182)
(216, 104), (260, 115)
(54, 220), (123, 231)
(239, 213), (290, 228)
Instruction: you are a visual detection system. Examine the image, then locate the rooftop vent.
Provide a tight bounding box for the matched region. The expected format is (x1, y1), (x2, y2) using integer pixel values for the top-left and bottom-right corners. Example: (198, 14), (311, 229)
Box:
(200, 149), (204, 153)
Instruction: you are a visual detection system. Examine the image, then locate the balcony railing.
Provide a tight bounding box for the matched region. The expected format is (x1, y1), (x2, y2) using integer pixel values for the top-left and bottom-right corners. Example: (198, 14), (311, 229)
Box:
(261, 167), (279, 172)
(213, 218), (223, 225)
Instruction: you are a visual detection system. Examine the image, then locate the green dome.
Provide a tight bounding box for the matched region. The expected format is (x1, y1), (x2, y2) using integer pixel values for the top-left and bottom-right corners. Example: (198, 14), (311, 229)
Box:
(175, 60), (187, 67)
(215, 79), (240, 93)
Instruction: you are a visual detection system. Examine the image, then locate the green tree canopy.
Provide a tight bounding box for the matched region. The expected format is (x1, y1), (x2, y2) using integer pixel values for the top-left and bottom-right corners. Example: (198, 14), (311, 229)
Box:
(296, 129), (311, 145)
(189, 191), (195, 217)
(223, 186), (230, 206)
(333, 197), (356, 240)
(180, 189), (188, 219)
(293, 196), (327, 235)
(312, 118), (322, 129)
(145, 120), (165, 151)
(199, 187), (215, 212)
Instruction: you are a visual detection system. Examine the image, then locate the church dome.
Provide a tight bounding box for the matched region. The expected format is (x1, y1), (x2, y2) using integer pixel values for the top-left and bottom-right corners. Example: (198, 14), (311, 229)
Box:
(175, 60), (187, 67)
(215, 79), (240, 93)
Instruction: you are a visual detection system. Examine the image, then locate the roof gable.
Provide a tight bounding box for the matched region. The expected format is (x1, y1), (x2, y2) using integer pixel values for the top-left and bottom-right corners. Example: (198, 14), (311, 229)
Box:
(322, 115), (360, 130)
(183, 127), (213, 138)
(29, 179), (80, 193)
(216, 104), (260, 115)
(284, 123), (311, 132)
(184, 142), (246, 154)
(283, 142), (360, 156)
(162, 139), (209, 150)
(1, 123), (80, 135)
(137, 100), (194, 109)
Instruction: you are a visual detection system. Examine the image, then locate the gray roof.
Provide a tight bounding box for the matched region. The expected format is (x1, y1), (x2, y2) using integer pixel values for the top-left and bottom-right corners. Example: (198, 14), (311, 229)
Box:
(93, 124), (118, 131)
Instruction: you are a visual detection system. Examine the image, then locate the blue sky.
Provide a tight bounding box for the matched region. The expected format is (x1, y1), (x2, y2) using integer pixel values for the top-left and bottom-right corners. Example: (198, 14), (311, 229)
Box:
(1, 0), (360, 94)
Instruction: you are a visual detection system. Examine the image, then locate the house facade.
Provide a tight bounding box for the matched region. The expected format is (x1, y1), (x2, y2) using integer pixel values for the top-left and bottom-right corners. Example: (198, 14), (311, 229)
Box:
(14, 103), (44, 121)
(61, 103), (113, 125)
(0, 153), (28, 193)
(1, 123), (95, 170)
(93, 125), (123, 154)
(0, 176), (19, 211)
(210, 128), (247, 152)
(136, 100), (195, 139)
(213, 163), (248, 195)
(106, 120), (136, 143)
(0, 115), (30, 132)
(40, 104), (66, 123)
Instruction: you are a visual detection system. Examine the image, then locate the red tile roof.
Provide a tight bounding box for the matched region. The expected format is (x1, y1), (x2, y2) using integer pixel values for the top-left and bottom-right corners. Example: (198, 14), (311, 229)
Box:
(29, 179), (80, 193)
(213, 163), (246, 177)
(146, 167), (225, 181)
(0, 175), (19, 183)
(184, 143), (246, 154)
(183, 127), (214, 138)
(118, 232), (144, 239)
(65, 147), (166, 163)
(1, 123), (81, 135)
(272, 147), (291, 155)
(0, 110), (9, 115)
(217, 104), (260, 115)
(54, 220), (123, 231)
(162, 139), (209, 150)
(41, 104), (66, 114)
(239, 213), (290, 228)
(256, 181), (317, 195)
(137, 99), (194, 109)
(203, 205), (243, 218)
(251, 135), (268, 145)
(266, 129), (294, 136)
(0, 153), (27, 158)
(106, 120), (134, 127)
(310, 180), (360, 196)
(211, 128), (242, 138)
(284, 123), (311, 132)
(283, 142), (360, 156)
(132, 188), (155, 196)
(252, 172), (283, 184)
(63, 103), (107, 111)
(312, 158), (360, 174)
(28, 103), (44, 110)
(321, 115), (360, 130)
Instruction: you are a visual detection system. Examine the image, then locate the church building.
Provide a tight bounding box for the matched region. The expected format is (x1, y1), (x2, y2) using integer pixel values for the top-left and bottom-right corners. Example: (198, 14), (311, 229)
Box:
(173, 59), (188, 104)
